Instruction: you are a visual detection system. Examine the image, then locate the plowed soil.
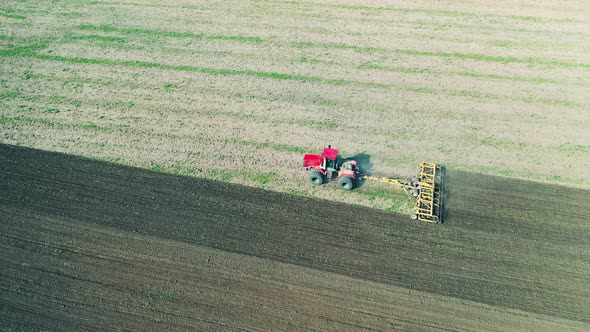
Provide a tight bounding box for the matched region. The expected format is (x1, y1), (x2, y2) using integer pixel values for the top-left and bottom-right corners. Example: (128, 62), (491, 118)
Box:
(1, 144), (589, 331)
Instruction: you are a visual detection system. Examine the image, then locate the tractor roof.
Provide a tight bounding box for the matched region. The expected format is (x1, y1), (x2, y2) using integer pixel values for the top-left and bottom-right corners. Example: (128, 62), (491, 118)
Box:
(322, 147), (338, 160)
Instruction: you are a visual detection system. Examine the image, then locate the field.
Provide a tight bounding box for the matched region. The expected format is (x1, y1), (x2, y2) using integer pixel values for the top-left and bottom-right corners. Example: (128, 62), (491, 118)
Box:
(1, 0), (590, 330)
(1, 144), (589, 330)
(1, 0), (589, 211)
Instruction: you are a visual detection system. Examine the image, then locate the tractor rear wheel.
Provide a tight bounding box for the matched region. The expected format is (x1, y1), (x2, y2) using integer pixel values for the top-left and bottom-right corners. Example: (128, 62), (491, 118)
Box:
(338, 176), (354, 190)
(309, 171), (324, 186)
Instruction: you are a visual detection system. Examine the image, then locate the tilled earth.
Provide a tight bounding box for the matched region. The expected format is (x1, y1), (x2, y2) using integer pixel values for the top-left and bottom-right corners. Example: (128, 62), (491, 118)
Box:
(1, 144), (589, 331)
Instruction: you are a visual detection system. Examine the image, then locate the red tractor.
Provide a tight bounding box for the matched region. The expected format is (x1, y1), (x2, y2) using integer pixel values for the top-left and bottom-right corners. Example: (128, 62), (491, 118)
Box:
(302, 145), (360, 190)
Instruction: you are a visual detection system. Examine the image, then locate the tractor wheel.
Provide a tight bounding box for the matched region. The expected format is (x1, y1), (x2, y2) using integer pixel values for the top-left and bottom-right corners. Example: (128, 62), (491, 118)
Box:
(309, 171), (324, 186)
(338, 176), (354, 190)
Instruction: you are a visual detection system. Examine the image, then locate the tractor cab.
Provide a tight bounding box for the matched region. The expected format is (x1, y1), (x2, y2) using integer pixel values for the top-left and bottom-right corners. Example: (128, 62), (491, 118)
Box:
(303, 146), (339, 173)
(321, 146), (339, 171)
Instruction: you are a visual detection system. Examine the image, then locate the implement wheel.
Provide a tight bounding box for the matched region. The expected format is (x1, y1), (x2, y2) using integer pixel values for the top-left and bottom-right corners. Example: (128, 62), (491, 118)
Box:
(338, 176), (354, 190)
(309, 171), (324, 186)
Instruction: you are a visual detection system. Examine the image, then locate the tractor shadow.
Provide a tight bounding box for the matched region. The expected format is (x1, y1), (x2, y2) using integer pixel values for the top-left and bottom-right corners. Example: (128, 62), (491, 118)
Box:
(342, 152), (373, 188)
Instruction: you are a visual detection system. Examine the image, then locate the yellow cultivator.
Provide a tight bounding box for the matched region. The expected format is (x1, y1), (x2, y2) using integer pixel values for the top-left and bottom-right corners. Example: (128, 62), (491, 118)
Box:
(362, 162), (444, 223)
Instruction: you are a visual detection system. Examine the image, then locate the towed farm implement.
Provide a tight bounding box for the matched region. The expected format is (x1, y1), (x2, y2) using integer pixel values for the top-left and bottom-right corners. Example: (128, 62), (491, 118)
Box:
(303, 146), (444, 223)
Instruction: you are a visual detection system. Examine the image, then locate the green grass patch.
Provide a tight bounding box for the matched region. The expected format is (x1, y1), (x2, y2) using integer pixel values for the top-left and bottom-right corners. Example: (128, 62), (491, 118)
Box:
(439, 111), (472, 121)
(358, 63), (430, 74)
(163, 82), (178, 91)
(149, 165), (167, 173)
(285, 188), (310, 197)
(545, 174), (563, 182)
(299, 56), (320, 64)
(299, 43), (589, 70)
(43, 108), (60, 114)
(452, 71), (561, 84)
(408, 86), (577, 107)
(396, 49), (590, 69)
(513, 15), (542, 22)
(381, 154), (419, 167)
(389, 128), (427, 142)
(230, 138), (314, 154)
(277, 0), (465, 17)
(557, 143), (590, 156)
(0, 43), (47, 57)
(58, 11), (85, 19)
(208, 34), (263, 43)
(77, 24), (262, 43)
(79, 122), (109, 132)
(518, 96), (577, 107)
(73, 34), (127, 43)
(480, 136), (528, 150)
(149, 164), (199, 176)
(291, 41), (379, 53)
(268, 0), (575, 23)
(47, 95), (82, 107)
(1, 13), (26, 20)
(292, 119), (340, 129)
(363, 188), (399, 202)
(0, 92), (21, 100)
(488, 40), (513, 48)
(207, 169), (235, 182)
(436, 146), (453, 154)
(7, 92), (134, 110)
(494, 169), (514, 177)
(0, 112), (131, 134)
(0, 115), (54, 126)
(77, 24), (197, 38)
(243, 171), (278, 185)
(115, 124), (131, 130)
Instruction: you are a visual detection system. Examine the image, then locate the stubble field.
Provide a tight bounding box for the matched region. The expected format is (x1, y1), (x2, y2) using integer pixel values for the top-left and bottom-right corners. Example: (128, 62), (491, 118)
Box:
(1, 0), (589, 211)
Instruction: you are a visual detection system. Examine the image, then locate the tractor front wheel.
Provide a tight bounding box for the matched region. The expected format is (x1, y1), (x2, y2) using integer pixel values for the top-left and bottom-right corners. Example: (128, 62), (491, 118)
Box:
(309, 171), (325, 186)
(338, 176), (354, 190)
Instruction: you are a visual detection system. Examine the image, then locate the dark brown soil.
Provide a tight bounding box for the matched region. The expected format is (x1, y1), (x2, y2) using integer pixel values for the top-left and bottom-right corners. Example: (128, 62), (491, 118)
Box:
(1, 144), (588, 331)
